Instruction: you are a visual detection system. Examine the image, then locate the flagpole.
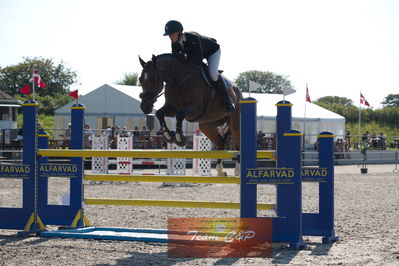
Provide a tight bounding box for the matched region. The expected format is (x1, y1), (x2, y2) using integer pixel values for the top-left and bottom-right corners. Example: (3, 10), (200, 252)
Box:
(32, 70), (35, 101)
(358, 91), (361, 149)
(303, 84), (308, 153)
(248, 80), (251, 98)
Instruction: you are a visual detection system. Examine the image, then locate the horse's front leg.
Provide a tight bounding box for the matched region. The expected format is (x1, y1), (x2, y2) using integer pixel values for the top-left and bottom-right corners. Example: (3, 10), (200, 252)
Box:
(175, 109), (187, 147)
(156, 105), (176, 144)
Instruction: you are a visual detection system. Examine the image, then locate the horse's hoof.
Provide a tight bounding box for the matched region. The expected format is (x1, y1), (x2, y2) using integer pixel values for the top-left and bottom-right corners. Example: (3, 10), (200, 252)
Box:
(165, 131), (175, 144)
(175, 134), (186, 147)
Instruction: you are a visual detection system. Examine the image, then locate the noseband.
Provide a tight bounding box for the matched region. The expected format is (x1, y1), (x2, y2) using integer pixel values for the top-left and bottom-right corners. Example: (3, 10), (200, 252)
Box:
(139, 56), (196, 104)
(139, 64), (165, 105)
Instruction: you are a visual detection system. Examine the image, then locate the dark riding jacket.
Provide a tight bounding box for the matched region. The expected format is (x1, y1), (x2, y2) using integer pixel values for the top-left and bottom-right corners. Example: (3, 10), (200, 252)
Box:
(171, 32), (220, 64)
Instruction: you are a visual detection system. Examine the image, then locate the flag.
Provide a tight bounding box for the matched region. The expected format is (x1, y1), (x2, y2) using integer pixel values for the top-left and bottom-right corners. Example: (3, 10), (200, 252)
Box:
(33, 71), (46, 88)
(306, 85), (311, 103)
(249, 80), (262, 92)
(282, 86), (296, 96)
(360, 93), (370, 107)
(68, 90), (78, 99)
(20, 85), (31, 95)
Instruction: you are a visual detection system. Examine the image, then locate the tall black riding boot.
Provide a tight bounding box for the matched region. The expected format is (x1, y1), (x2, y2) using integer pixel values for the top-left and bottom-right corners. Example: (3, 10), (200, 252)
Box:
(216, 76), (235, 112)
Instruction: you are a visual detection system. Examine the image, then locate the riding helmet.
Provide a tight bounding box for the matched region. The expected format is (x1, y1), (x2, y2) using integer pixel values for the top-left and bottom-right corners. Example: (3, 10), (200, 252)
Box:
(163, 20), (183, 36)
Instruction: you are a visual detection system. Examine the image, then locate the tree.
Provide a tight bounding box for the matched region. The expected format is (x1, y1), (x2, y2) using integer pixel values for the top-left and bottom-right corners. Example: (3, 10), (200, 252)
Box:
(381, 94), (399, 107)
(116, 72), (138, 86)
(314, 96), (353, 107)
(0, 57), (77, 96)
(14, 93), (72, 115)
(235, 70), (293, 93)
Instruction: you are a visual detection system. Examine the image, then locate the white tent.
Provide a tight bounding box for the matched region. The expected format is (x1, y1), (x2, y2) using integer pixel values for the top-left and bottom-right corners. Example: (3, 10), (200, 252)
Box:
(243, 92), (346, 148)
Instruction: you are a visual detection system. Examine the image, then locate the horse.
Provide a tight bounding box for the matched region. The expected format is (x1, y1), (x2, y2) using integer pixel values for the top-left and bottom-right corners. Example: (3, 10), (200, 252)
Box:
(138, 54), (242, 176)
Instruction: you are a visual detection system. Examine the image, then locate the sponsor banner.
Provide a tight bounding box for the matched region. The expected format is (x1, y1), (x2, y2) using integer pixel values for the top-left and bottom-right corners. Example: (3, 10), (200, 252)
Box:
(39, 163), (79, 178)
(302, 167), (328, 182)
(244, 168), (295, 184)
(244, 167), (330, 184)
(0, 164), (31, 179)
(167, 218), (272, 258)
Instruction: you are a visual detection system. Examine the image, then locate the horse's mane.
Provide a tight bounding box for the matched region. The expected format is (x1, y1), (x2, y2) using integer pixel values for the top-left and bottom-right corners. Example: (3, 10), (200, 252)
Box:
(155, 53), (174, 61)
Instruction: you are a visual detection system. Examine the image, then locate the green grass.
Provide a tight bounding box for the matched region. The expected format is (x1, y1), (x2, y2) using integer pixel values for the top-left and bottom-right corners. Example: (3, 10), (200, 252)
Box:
(347, 122), (399, 149)
(18, 114), (55, 139)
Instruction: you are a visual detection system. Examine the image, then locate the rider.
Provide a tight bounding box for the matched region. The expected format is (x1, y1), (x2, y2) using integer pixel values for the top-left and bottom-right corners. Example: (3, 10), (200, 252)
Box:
(163, 20), (235, 112)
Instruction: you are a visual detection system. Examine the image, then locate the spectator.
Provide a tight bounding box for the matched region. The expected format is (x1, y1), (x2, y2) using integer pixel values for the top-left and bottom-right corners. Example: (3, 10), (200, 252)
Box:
(63, 123), (71, 147)
(378, 132), (386, 150)
(103, 126), (112, 137)
(314, 139), (319, 151)
(37, 122), (44, 132)
(110, 126), (118, 149)
(370, 131), (378, 149)
(140, 126), (150, 149)
(133, 126), (140, 136)
(345, 127), (351, 148)
(362, 131), (370, 144)
(119, 126), (131, 137)
(335, 138), (344, 159)
(83, 123), (93, 149)
(343, 138), (351, 159)
(103, 126), (112, 148)
(256, 130), (265, 149)
(140, 126), (149, 136)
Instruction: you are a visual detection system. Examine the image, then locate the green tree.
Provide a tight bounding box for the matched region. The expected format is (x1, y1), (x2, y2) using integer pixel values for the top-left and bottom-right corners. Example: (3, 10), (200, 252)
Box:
(15, 93), (72, 115)
(0, 57), (77, 96)
(314, 96), (353, 107)
(235, 70), (293, 93)
(381, 94), (399, 107)
(116, 72), (138, 86)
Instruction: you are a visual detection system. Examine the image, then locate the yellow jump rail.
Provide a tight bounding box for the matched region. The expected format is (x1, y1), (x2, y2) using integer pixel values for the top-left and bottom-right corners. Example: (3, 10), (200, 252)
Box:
(85, 174), (241, 184)
(37, 149), (275, 160)
(84, 198), (274, 210)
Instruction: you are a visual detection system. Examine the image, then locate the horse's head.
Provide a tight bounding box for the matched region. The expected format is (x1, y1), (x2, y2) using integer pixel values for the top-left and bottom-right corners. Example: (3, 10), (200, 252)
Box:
(138, 55), (164, 114)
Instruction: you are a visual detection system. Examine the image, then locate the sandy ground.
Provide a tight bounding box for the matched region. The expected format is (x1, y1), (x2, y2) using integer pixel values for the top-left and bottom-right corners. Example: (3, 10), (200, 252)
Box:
(1, 164), (399, 265)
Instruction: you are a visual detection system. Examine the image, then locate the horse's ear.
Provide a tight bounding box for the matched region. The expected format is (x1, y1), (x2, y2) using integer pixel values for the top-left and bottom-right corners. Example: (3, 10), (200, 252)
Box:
(151, 54), (157, 63)
(139, 55), (146, 67)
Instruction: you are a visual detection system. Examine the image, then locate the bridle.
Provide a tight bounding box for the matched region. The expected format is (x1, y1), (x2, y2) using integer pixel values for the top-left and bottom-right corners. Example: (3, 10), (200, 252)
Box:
(139, 55), (198, 105)
(139, 63), (165, 106)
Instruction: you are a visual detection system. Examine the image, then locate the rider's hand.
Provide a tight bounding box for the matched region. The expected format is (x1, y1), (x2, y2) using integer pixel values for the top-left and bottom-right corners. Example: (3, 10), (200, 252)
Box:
(173, 52), (186, 61)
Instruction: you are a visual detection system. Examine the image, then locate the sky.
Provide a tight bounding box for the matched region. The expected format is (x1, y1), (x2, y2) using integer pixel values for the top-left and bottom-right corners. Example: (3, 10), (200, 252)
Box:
(1, 0), (398, 108)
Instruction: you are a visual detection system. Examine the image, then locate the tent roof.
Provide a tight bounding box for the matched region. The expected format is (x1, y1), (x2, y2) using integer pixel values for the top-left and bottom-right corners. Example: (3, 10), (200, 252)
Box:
(242, 92), (345, 121)
(109, 84), (166, 110)
(55, 84), (165, 115)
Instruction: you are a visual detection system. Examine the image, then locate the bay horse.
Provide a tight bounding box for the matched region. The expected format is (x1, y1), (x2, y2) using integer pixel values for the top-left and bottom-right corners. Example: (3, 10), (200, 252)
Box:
(138, 54), (242, 176)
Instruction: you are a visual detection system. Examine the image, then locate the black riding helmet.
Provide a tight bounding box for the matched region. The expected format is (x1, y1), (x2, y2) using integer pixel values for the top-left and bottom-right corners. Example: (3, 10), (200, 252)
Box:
(163, 20), (183, 36)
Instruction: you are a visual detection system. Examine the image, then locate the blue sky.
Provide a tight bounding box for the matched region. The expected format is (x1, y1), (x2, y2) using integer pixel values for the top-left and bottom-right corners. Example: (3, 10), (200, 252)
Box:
(1, 0), (398, 107)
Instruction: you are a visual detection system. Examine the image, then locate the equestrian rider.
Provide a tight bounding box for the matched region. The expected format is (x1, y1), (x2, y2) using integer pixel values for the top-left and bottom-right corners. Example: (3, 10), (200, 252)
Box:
(163, 20), (235, 112)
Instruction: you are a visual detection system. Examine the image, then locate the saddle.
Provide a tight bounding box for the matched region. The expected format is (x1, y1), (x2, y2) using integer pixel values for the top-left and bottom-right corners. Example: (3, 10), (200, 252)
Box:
(198, 63), (233, 89)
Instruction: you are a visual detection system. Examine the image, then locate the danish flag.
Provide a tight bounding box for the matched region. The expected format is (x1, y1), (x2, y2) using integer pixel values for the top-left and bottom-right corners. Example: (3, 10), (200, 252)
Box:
(360, 93), (370, 107)
(33, 70), (46, 88)
(306, 85), (311, 103)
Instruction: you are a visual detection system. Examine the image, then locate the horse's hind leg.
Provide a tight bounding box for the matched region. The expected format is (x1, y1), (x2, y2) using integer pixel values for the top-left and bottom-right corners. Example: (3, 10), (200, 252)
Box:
(174, 110), (186, 147)
(229, 111), (241, 176)
(199, 122), (226, 176)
